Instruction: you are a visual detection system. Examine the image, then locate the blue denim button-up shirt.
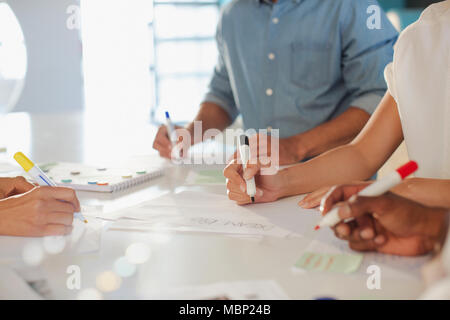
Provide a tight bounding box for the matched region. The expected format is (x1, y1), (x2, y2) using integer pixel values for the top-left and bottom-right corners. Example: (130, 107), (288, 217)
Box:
(203, 0), (398, 138)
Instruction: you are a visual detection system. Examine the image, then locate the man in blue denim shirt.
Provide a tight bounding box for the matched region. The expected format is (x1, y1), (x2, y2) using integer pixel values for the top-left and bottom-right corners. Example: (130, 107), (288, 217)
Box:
(153, 0), (398, 165)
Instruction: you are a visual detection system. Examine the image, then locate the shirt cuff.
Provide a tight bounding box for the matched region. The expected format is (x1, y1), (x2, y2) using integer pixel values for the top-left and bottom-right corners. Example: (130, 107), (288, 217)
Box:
(202, 92), (239, 122)
(350, 93), (383, 115)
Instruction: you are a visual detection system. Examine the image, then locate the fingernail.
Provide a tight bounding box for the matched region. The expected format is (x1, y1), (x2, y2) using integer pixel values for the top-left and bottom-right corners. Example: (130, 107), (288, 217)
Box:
(361, 229), (374, 240)
(243, 172), (251, 180)
(240, 184), (246, 192)
(375, 235), (385, 245)
(256, 189), (263, 197)
(336, 225), (347, 237)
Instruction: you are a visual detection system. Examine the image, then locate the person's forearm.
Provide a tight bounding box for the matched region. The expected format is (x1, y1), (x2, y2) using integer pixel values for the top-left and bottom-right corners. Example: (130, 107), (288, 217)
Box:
(392, 178), (450, 208)
(185, 102), (232, 145)
(277, 143), (378, 197)
(291, 107), (370, 160)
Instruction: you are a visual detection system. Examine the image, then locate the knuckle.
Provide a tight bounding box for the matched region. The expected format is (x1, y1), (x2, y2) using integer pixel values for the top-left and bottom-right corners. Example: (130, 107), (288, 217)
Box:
(32, 226), (46, 237)
(67, 188), (76, 198)
(50, 226), (65, 236)
(15, 176), (27, 183)
(348, 242), (361, 252)
(33, 199), (45, 211)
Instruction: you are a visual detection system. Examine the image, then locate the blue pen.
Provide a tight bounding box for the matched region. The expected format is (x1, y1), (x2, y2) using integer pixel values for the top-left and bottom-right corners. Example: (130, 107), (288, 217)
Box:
(165, 111), (177, 147)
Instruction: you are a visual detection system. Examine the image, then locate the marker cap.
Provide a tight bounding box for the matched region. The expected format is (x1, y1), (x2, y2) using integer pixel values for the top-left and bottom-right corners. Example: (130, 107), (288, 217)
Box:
(240, 135), (249, 146)
(14, 152), (34, 172)
(396, 161), (418, 179)
(165, 111), (170, 119)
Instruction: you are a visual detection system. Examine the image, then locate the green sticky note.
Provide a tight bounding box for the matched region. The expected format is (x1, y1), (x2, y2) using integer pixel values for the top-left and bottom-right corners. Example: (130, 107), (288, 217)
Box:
(295, 252), (363, 274)
(194, 170), (226, 184)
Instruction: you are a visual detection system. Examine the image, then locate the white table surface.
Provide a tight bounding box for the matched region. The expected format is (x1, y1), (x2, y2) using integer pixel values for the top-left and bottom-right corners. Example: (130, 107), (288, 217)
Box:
(0, 112), (426, 300)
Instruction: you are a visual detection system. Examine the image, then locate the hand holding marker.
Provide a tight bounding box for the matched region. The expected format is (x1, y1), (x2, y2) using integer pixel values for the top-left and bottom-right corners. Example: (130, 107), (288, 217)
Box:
(14, 152), (88, 224)
(239, 135), (256, 203)
(165, 111), (184, 159)
(315, 160), (418, 230)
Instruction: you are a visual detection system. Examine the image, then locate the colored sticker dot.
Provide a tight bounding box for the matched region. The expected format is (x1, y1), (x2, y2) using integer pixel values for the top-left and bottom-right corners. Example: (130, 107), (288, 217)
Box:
(97, 182), (109, 186)
(136, 171), (147, 175)
(61, 179), (72, 183)
(88, 181), (97, 185)
(71, 171), (81, 175)
(97, 168), (107, 171)
(122, 175), (133, 179)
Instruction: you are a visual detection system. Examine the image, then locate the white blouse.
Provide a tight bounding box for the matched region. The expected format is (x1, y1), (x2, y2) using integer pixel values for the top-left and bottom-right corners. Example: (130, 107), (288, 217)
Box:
(384, 0), (450, 179)
(392, 1), (450, 299)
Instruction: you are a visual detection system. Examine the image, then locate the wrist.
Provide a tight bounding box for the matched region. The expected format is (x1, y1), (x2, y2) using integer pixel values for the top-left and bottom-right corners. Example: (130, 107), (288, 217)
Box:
(276, 168), (295, 199)
(289, 134), (309, 161)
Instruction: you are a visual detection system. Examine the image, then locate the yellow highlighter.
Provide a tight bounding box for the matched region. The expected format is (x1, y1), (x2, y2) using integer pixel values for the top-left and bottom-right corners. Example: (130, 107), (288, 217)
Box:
(14, 152), (87, 223)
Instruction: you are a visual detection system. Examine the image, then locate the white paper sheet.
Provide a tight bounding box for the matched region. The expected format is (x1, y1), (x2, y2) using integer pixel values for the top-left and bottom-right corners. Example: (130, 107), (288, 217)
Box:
(109, 216), (291, 238)
(0, 266), (43, 299)
(144, 280), (290, 300)
(70, 217), (103, 253)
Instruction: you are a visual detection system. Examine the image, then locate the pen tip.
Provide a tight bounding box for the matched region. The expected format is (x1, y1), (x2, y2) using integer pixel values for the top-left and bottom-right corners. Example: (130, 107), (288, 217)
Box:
(314, 225), (320, 231)
(251, 196), (255, 203)
(84, 220), (88, 224)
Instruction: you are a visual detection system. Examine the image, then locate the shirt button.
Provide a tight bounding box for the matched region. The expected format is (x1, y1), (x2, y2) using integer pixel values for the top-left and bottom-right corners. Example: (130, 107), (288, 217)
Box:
(266, 88), (273, 96)
(272, 17), (279, 24)
(268, 53), (275, 60)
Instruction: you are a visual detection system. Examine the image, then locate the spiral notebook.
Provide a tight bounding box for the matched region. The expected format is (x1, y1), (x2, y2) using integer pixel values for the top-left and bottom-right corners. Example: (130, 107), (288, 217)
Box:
(37, 162), (164, 193)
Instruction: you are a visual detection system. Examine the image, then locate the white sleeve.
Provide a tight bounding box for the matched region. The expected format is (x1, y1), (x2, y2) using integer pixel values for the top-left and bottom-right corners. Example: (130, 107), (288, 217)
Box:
(384, 62), (398, 101)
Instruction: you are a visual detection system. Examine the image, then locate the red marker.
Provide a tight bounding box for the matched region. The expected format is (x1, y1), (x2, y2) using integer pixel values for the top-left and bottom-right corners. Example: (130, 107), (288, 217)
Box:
(315, 161), (418, 230)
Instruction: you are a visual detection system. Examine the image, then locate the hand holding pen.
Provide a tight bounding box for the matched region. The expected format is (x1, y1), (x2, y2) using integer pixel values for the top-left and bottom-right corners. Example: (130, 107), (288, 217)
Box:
(152, 111), (187, 160)
(14, 152), (87, 223)
(224, 135), (284, 205)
